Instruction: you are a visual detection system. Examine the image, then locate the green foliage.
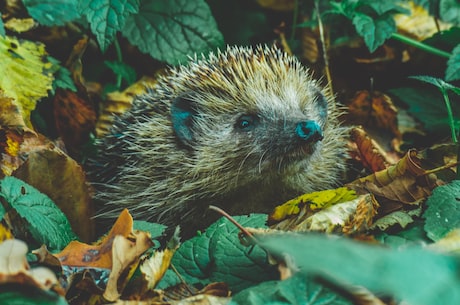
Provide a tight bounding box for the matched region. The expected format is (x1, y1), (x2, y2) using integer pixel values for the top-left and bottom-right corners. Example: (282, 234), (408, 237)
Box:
(439, 0), (460, 25)
(410, 75), (460, 144)
(104, 60), (137, 87)
(328, 0), (409, 52)
(0, 284), (67, 305)
(47, 57), (77, 94)
(158, 214), (277, 292)
(79, 0), (139, 52)
(22, 0), (80, 26)
(19, 0), (223, 66)
(447, 44), (460, 81)
(257, 233), (460, 305)
(0, 177), (77, 251)
(122, 0), (224, 65)
(424, 181), (460, 241)
(0, 13), (4, 37)
(388, 86), (460, 136)
(231, 272), (352, 305)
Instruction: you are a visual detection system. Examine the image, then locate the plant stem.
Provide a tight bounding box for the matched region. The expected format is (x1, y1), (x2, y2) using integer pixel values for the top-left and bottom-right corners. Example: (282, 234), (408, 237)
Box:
(441, 88), (457, 143)
(391, 32), (451, 59)
(114, 38), (123, 89)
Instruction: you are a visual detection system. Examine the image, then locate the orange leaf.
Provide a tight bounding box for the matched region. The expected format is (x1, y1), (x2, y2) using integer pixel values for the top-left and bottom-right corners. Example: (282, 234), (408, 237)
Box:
(55, 209), (152, 269)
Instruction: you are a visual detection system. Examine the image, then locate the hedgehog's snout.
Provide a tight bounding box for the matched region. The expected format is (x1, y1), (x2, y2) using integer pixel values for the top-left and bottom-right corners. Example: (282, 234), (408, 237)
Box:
(295, 120), (323, 143)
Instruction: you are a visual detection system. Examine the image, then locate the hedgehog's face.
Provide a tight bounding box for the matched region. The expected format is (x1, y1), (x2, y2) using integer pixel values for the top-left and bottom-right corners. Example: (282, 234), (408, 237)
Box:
(170, 81), (330, 175)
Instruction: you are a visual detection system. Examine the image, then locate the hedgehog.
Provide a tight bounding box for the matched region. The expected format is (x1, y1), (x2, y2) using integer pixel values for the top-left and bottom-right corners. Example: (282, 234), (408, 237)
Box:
(87, 45), (349, 234)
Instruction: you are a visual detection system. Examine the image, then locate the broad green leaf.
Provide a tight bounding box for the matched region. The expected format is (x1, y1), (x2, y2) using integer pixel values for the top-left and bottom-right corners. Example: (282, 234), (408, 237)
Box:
(258, 233), (460, 305)
(104, 60), (137, 85)
(424, 181), (460, 241)
(158, 214), (277, 292)
(79, 0), (140, 52)
(122, 0), (224, 65)
(0, 285), (67, 305)
(0, 177), (77, 251)
(388, 86), (460, 135)
(353, 12), (396, 52)
(0, 36), (53, 126)
(22, 0), (80, 26)
(231, 272), (352, 305)
(440, 0), (460, 25)
(446, 44), (460, 82)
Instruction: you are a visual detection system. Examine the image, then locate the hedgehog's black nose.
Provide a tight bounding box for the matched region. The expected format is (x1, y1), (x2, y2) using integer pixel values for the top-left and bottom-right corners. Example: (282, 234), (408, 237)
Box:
(295, 120), (323, 143)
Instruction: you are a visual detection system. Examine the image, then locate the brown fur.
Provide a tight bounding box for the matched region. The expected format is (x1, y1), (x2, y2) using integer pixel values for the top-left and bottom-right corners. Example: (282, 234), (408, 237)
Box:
(86, 45), (349, 234)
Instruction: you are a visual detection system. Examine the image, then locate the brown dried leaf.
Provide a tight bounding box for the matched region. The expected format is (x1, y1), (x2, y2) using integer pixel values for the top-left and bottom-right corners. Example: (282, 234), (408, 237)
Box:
(350, 126), (394, 172)
(347, 90), (400, 139)
(53, 89), (96, 158)
(348, 150), (443, 205)
(13, 148), (94, 242)
(104, 232), (153, 302)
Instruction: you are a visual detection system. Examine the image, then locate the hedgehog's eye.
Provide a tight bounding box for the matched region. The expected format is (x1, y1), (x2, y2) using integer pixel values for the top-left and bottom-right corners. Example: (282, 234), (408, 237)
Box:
(235, 115), (257, 131)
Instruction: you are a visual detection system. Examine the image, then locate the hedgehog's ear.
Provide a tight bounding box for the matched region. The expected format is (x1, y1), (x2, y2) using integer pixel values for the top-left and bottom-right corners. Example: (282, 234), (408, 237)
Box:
(171, 94), (197, 146)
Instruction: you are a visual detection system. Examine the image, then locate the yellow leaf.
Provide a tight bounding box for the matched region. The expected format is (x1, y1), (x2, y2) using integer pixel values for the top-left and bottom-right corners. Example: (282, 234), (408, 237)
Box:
(4, 18), (37, 33)
(269, 187), (357, 222)
(0, 36), (53, 126)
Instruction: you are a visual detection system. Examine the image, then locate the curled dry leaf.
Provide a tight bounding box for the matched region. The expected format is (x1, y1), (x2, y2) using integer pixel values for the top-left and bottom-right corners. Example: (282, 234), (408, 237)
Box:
(0, 239), (62, 294)
(348, 149), (444, 205)
(104, 232), (154, 302)
(350, 126), (397, 172)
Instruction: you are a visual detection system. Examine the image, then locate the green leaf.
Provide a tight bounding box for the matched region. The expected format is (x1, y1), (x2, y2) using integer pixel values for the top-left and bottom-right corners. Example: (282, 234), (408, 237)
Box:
(258, 233), (460, 305)
(424, 181), (460, 241)
(157, 214), (277, 292)
(122, 0), (224, 65)
(79, 0), (140, 52)
(446, 44), (460, 82)
(352, 12), (396, 52)
(47, 57), (77, 93)
(22, 0), (80, 26)
(0, 177), (77, 251)
(231, 272), (352, 305)
(0, 13), (5, 37)
(0, 284), (68, 305)
(440, 0), (460, 25)
(388, 86), (460, 135)
(104, 60), (137, 85)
